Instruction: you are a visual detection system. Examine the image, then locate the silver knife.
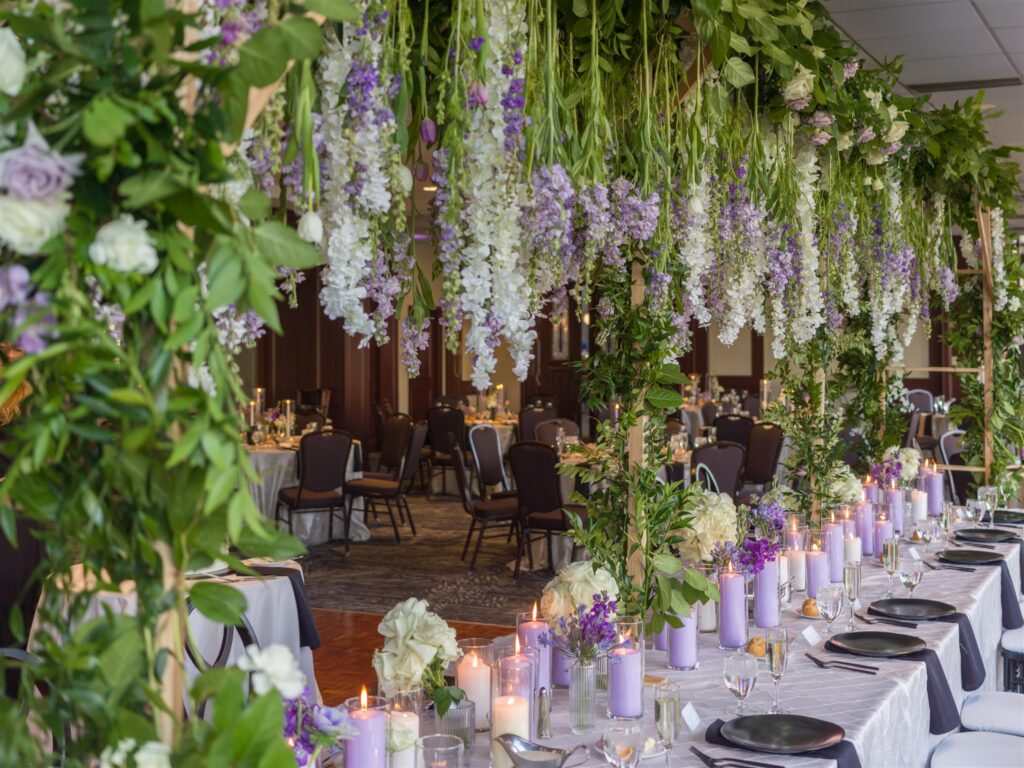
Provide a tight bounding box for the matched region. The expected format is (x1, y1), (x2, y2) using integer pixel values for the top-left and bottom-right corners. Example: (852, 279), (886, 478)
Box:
(690, 746), (783, 768)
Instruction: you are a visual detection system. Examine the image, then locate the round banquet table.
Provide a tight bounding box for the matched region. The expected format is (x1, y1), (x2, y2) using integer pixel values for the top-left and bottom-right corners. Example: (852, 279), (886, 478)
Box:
(678, 404), (705, 443)
(246, 440), (368, 546)
(481, 534), (1023, 767)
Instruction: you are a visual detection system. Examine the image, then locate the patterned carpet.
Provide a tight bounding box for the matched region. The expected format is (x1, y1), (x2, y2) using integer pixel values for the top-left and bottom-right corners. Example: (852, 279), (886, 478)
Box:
(302, 490), (549, 625)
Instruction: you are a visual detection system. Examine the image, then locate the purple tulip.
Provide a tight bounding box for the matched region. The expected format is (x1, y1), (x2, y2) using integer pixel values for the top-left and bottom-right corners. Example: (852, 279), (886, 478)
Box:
(467, 81), (489, 109)
(412, 161), (430, 182)
(419, 118), (437, 146)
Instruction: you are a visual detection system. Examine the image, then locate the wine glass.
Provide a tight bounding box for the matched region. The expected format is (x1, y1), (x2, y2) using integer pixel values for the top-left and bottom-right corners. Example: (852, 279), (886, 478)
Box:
(251, 427), (265, 446)
(556, 426), (567, 455)
(815, 584), (844, 635)
(978, 486), (999, 528)
(602, 724), (645, 768)
(843, 561), (862, 632)
(881, 538), (900, 599)
(765, 628), (788, 715)
(654, 682), (680, 764)
(899, 560), (923, 597)
(723, 652), (759, 716)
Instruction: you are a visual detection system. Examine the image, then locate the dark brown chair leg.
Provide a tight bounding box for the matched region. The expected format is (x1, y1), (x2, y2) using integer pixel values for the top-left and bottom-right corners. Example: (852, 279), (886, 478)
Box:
(461, 518), (477, 560)
(470, 521), (487, 571)
(513, 523), (530, 580)
(344, 495), (355, 556)
(401, 494), (416, 535)
(383, 497), (401, 542)
(546, 531), (554, 573)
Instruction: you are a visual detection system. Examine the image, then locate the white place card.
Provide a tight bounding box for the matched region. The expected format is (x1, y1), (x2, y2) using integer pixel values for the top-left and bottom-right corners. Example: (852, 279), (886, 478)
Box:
(801, 624), (823, 647)
(681, 701), (702, 733)
(907, 546), (922, 561)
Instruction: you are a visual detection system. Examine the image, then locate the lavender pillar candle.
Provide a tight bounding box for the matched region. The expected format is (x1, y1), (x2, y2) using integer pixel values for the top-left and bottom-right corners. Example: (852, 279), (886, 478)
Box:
(653, 623), (669, 652)
(823, 522), (844, 583)
(667, 612), (698, 670)
(873, 519), (895, 556)
(344, 692), (387, 768)
(863, 478), (879, 504)
(857, 503), (876, 556)
(806, 550), (828, 599)
(718, 570), (746, 649)
(517, 607), (552, 693)
(551, 645), (572, 687)
(607, 643), (643, 718)
(753, 558), (780, 628)
(923, 470), (944, 517)
(886, 485), (905, 534)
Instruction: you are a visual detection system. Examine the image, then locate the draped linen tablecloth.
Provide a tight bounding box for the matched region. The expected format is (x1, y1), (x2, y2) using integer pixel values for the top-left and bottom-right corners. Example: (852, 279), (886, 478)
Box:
(475, 536), (1022, 767)
(246, 440), (367, 546)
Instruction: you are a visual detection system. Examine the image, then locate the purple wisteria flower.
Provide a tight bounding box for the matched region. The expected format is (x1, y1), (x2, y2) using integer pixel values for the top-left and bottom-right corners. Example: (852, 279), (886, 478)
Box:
(500, 64), (526, 154)
(938, 266), (960, 306)
(0, 122), (83, 201)
(541, 592), (618, 663)
(842, 60), (861, 81)
(469, 36), (485, 52)
(400, 316), (431, 377)
(747, 500), (786, 540)
(1, 264), (56, 354)
(710, 541), (739, 573)
(283, 686), (355, 766)
(736, 537), (781, 574)
(870, 456), (902, 486)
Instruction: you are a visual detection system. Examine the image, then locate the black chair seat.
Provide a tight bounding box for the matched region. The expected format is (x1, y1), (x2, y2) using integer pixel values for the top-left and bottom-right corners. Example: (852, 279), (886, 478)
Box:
(474, 496), (519, 521)
(345, 477), (400, 497)
(278, 486), (344, 510)
(528, 506), (587, 531)
(361, 470), (397, 482)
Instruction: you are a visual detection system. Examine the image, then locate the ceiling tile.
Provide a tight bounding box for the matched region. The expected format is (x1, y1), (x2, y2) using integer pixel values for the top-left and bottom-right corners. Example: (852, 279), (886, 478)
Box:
(974, 0), (1024, 29)
(830, 1), (984, 41)
(1006, 48), (1024, 71)
(823, 0), (942, 12)
(994, 26), (1024, 51)
(901, 53), (1018, 82)
(859, 28), (1002, 61)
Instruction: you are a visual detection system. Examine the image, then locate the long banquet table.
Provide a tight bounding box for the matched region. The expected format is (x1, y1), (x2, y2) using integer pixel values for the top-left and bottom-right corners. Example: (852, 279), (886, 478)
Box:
(474, 534), (1023, 767)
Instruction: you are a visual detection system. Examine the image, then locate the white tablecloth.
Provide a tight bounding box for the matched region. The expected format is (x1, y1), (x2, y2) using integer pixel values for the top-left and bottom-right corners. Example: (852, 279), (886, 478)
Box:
(476, 535), (1023, 767)
(247, 441), (367, 546)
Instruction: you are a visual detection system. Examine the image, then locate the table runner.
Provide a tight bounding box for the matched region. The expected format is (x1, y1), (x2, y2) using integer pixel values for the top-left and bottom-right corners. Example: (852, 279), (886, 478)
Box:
(251, 565), (320, 650)
(704, 719), (862, 768)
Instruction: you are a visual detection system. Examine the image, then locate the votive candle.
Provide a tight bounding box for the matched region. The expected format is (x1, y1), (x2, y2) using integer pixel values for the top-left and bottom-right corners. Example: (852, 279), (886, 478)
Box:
(345, 688), (387, 768)
(887, 482), (905, 534)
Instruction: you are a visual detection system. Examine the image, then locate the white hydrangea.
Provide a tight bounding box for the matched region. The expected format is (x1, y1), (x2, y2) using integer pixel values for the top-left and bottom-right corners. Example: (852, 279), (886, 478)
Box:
(678, 489), (739, 563)
(237, 643), (307, 700)
(830, 465), (865, 505)
(0, 196), (70, 255)
(540, 562), (619, 623)
(89, 215), (159, 275)
(186, 362), (217, 398)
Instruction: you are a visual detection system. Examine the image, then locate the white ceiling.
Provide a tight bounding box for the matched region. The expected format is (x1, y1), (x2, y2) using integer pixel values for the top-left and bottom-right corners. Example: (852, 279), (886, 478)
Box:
(824, 0), (1024, 230)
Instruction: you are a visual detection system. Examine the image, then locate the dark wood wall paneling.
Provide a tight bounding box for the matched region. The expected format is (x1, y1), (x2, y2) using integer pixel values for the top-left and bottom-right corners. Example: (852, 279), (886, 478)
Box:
(520, 307), (583, 422)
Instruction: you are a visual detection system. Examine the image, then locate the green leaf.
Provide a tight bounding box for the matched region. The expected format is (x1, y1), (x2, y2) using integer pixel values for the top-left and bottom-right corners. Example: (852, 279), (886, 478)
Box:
(237, 188), (271, 222)
(166, 191), (232, 234)
(83, 96), (136, 148)
(108, 387), (148, 407)
(652, 552), (681, 575)
(118, 168), (184, 208)
(276, 17), (324, 61)
(692, 0), (722, 17)
(729, 32), (755, 56)
(253, 221), (323, 269)
(188, 581), (248, 625)
(302, 0), (359, 22)
(723, 56), (756, 88)
(645, 386), (683, 412)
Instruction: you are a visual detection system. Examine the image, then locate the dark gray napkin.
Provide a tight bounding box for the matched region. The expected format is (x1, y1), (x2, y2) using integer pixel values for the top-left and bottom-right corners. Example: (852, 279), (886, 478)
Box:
(705, 719), (862, 768)
(251, 565), (321, 650)
(991, 561), (1024, 629)
(824, 643), (959, 734)
(934, 613), (986, 691)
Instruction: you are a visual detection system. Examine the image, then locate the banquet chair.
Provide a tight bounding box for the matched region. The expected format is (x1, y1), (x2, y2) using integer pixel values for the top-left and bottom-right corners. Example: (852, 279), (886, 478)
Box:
(469, 424), (513, 497)
(930, 731), (1024, 768)
(903, 411), (923, 449)
(508, 441), (587, 579)
(452, 439), (519, 571)
(525, 393), (558, 410)
(365, 413), (412, 481)
(691, 442), (745, 499)
(739, 422), (784, 493)
(906, 388), (934, 413)
(713, 414), (755, 449)
(700, 401), (718, 432)
(664, 418), (685, 437)
(939, 429), (968, 504)
(535, 418), (580, 447)
(343, 422), (429, 555)
(902, 409), (938, 457)
(741, 395), (761, 418)
(296, 387), (332, 416)
(434, 394), (469, 409)
(184, 603), (258, 720)
(960, 691), (1024, 737)
(275, 429), (352, 542)
(1, 517), (46, 699)
(1000, 626), (1024, 693)
(426, 406), (466, 496)
(519, 406), (558, 442)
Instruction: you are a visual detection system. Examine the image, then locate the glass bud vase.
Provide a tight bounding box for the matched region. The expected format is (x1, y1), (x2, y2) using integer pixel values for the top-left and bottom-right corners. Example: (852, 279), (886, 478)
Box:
(568, 660), (596, 735)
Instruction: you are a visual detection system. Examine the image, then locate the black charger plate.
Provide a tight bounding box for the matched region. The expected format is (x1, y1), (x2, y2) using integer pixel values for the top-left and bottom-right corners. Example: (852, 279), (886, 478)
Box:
(939, 549), (1004, 566)
(955, 528), (1017, 544)
(869, 598), (955, 621)
(829, 630), (926, 657)
(720, 714), (845, 755)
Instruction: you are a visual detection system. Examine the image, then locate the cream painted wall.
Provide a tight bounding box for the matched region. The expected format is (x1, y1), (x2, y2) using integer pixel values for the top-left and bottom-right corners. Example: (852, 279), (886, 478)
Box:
(903, 320), (931, 370)
(707, 323), (753, 377)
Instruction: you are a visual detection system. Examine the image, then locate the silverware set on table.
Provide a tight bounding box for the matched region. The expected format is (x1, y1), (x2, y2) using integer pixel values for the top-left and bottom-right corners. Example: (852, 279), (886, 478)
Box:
(804, 652), (879, 675)
(690, 746), (783, 768)
(854, 612), (917, 629)
(922, 560), (976, 573)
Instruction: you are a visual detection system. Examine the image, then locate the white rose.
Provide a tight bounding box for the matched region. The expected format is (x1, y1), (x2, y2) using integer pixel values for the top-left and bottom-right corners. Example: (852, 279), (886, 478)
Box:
(237, 643), (307, 700)
(540, 582), (573, 622)
(100, 738), (137, 768)
(297, 211), (323, 245)
(89, 214), (158, 274)
(884, 120), (908, 144)
(782, 64), (815, 103)
(836, 132), (853, 151)
(0, 28), (27, 97)
(865, 90), (882, 109)
(133, 742), (172, 768)
(0, 195), (68, 254)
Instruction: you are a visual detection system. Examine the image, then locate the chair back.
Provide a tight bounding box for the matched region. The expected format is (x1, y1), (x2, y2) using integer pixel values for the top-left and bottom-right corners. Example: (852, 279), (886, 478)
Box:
(664, 418), (685, 437)
(296, 388), (331, 414)
(742, 423), (784, 485)
(940, 429), (968, 504)
(508, 441), (564, 514)
(0, 518), (45, 654)
(535, 418), (580, 447)
(714, 414), (755, 448)
(469, 424), (510, 490)
(519, 406), (558, 441)
(525, 393), (558, 410)
(691, 442), (746, 499)
(297, 430), (352, 493)
(741, 395), (761, 418)
(906, 388), (933, 413)
(427, 406), (465, 457)
(434, 394), (468, 409)
(379, 413), (412, 475)
(398, 422), (430, 491)
(450, 436), (476, 516)
(700, 401), (718, 427)
(185, 604), (258, 719)
(903, 411), (922, 448)
(695, 463), (719, 493)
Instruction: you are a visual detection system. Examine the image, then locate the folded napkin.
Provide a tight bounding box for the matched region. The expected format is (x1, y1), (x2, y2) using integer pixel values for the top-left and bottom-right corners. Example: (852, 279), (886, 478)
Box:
(989, 561), (1024, 629)
(934, 613), (986, 691)
(251, 565), (321, 650)
(705, 719), (862, 768)
(824, 643), (959, 734)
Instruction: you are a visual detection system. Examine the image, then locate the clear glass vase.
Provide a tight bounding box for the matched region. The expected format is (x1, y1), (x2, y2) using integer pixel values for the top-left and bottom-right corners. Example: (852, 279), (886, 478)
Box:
(420, 698), (475, 754)
(569, 661), (597, 735)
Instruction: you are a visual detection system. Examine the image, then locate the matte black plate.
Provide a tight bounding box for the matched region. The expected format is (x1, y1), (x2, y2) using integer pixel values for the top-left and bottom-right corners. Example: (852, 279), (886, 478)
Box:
(870, 598), (955, 621)
(994, 509), (1024, 526)
(956, 528), (1018, 543)
(720, 715), (845, 755)
(829, 631), (926, 658)
(939, 549), (1004, 565)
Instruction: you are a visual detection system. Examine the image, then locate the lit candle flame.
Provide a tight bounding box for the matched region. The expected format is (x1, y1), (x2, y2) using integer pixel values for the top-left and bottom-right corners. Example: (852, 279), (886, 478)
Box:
(891, 479), (897, 490)
(532, 601), (538, 621)
(471, 653), (479, 669)
(360, 685), (368, 709)
(514, 635), (521, 655)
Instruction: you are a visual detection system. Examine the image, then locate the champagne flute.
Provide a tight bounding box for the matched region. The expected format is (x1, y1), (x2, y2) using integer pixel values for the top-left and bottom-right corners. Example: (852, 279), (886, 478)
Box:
(881, 538), (900, 599)
(723, 652), (759, 716)
(815, 584), (844, 635)
(765, 628), (788, 714)
(978, 486), (999, 528)
(602, 724), (644, 768)
(899, 560), (923, 597)
(843, 561), (862, 632)
(654, 682), (680, 765)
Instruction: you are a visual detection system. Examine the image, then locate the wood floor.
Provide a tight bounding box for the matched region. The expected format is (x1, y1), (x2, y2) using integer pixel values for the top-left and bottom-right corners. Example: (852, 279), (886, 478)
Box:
(312, 608), (513, 705)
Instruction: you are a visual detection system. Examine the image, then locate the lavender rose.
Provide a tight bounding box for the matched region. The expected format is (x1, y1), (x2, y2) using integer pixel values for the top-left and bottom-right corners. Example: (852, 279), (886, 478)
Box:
(0, 123), (84, 202)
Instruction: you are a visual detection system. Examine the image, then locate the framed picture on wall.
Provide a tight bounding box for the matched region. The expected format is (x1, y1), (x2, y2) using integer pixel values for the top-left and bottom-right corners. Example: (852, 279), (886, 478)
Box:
(551, 310), (570, 361)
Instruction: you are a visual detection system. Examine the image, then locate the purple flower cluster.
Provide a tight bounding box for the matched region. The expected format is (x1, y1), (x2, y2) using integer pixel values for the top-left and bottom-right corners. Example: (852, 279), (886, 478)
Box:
(870, 456), (902, 486)
(806, 111), (835, 129)
(577, 178), (659, 269)
(400, 316), (431, 377)
(938, 265), (960, 306)
(500, 59), (526, 155)
(202, 0), (264, 64)
(541, 592), (618, 663)
(748, 500), (787, 540)
(431, 149), (460, 275)
(710, 541), (739, 572)
(786, 96), (812, 112)
(736, 537), (781, 574)
(0, 123), (83, 201)
(856, 125), (876, 144)
(522, 164), (577, 308)
(248, 114), (328, 211)
(842, 60), (861, 81)
(284, 686), (351, 766)
(0, 264), (55, 354)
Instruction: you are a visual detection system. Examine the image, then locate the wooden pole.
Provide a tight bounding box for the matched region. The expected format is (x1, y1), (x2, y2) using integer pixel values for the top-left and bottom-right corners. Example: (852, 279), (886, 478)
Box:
(627, 262), (647, 584)
(975, 205), (995, 485)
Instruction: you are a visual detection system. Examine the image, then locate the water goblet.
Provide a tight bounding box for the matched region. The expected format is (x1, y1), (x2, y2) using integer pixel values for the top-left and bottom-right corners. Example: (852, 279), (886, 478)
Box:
(881, 538), (900, 599)
(556, 426), (567, 455)
(843, 561), (862, 632)
(765, 628), (788, 714)
(978, 486), (999, 528)
(602, 724), (645, 768)
(899, 560), (923, 597)
(415, 735), (463, 768)
(723, 652), (759, 716)
(654, 682), (681, 764)
(815, 584), (844, 635)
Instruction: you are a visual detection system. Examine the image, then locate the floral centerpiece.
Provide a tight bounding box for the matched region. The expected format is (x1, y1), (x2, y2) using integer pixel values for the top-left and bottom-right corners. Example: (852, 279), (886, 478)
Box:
(738, 500), (786, 628)
(539, 562), (620, 623)
(872, 446), (921, 488)
(831, 465), (866, 506)
(677, 489), (739, 564)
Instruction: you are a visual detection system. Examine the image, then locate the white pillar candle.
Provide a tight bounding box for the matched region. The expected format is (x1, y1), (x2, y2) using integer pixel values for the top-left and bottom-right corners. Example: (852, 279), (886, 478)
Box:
(698, 597), (717, 631)
(777, 553), (790, 605)
(911, 490), (928, 523)
(788, 550), (807, 591)
(844, 534), (862, 564)
(388, 710), (419, 768)
(456, 652), (491, 730)
(491, 695), (530, 768)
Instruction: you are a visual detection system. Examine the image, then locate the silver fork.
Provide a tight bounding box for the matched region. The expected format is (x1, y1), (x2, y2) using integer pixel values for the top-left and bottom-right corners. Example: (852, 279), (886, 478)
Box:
(855, 612), (918, 629)
(804, 652), (878, 674)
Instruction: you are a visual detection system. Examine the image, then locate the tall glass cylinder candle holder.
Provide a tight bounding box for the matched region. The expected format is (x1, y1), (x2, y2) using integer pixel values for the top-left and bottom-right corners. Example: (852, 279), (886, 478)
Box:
(886, 482), (905, 534)
(386, 688), (423, 768)
(282, 398), (294, 438)
(787, 547), (807, 593)
(753, 558), (780, 628)
(718, 567), (746, 650)
(873, 509), (895, 559)
(783, 518), (805, 550)
(823, 518), (844, 583)
(491, 643), (536, 768)
(455, 638), (492, 731)
(345, 690), (388, 768)
(857, 501), (876, 556)
(838, 505), (857, 537)
(696, 563), (718, 632)
(607, 617), (644, 719)
(254, 387), (266, 418)
(667, 611), (698, 670)
(805, 533), (828, 600)
(414, 734), (464, 768)
(516, 605), (551, 694)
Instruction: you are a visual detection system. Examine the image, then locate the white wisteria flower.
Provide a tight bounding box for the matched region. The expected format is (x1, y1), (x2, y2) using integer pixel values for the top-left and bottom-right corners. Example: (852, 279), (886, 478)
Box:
(991, 207), (1007, 311)
(372, 598), (461, 691)
(89, 214), (158, 274)
(0, 195), (69, 254)
(296, 210), (324, 245)
(237, 643), (307, 700)
(0, 27), (27, 97)
(99, 739), (137, 768)
(782, 64), (814, 103)
(540, 562), (619, 622)
(678, 489), (739, 563)
(186, 362), (217, 398)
